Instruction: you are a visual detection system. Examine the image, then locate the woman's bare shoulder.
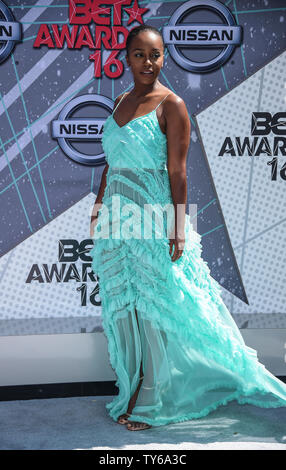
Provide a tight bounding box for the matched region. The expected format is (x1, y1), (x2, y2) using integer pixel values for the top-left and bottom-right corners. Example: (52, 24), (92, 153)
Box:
(160, 91), (190, 135)
(113, 91), (129, 109)
(163, 90), (187, 112)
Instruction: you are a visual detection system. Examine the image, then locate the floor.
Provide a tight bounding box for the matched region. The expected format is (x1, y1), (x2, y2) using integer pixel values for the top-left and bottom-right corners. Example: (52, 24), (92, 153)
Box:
(0, 396), (286, 450)
(1, 395), (286, 450)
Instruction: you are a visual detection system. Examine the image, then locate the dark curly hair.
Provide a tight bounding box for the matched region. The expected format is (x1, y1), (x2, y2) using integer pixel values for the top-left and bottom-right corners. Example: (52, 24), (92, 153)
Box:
(125, 25), (165, 57)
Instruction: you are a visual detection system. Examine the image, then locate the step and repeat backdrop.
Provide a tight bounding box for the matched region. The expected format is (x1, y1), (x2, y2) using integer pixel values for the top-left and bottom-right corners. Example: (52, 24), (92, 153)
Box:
(0, 0), (285, 336)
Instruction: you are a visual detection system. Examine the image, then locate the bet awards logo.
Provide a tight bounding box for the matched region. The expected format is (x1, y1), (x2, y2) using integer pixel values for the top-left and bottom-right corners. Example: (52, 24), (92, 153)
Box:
(52, 94), (113, 166)
(163, 0), (242, 72)
(0, 0), (22, 64)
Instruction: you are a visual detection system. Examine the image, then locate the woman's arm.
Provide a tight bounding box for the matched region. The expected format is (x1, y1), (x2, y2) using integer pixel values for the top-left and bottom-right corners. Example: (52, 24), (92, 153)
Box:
(165, 95), (191, 261)
(90, 163), (109, 237)
(90, 94), (124, 237)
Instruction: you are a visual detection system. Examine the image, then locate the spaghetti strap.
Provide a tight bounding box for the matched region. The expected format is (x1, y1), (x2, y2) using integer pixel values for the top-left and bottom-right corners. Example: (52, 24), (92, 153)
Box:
(112, 91), (171, 116)
(112, 92), (127, 115)
(154, 92), (172, 110)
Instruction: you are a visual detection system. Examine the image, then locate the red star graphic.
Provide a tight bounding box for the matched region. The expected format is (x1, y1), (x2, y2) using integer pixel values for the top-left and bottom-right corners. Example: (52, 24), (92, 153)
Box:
(124, 0), (149, 25)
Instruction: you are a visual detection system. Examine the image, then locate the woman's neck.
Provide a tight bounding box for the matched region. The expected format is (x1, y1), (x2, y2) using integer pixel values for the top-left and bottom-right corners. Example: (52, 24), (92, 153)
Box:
(130, 78), (163, 98)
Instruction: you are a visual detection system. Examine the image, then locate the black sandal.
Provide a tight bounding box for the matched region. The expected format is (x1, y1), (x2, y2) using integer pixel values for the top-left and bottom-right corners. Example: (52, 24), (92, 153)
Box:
(126, 421), (152, 431)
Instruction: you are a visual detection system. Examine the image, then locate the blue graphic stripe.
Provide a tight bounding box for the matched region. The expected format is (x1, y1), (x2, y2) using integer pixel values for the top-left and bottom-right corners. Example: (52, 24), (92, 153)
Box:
(240, 68), (265, 277)
(201, 224), (224, 238)
(220, 66), (229, 91)
(139, 0), (286, 13)
(140, 0), (186, 3)
(234, 7), (286, 14)
(112, 76), (115, 101)
(22, 35), (37, 42)
(0, 77), (96, 198)
(159, 21), (171, 59)
(90, 168), (95, 194)
(33, 79), (95, 123)
(10, 2), (286, 13)
(190, 198), (217, 220)
(11, 54), (51, 220)
(233, 0), (247, 77)
(0, 146), (59, 196)
(0, 136), (33, 232)
(21, 20), (69, 24)
(2, 77), (95, 148)
(10, 4), (68, 7)
(0, 92), (48, 224)
(91, 79), (103, 192)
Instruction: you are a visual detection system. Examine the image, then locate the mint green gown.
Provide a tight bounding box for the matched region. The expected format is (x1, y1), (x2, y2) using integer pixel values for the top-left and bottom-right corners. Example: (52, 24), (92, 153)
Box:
(90, 92), (286, 427)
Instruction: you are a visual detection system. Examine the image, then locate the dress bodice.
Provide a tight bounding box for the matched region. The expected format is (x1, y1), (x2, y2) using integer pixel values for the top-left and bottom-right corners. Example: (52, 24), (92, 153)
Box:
(101, 93), (171, 170)
(95, 92), (174, 242)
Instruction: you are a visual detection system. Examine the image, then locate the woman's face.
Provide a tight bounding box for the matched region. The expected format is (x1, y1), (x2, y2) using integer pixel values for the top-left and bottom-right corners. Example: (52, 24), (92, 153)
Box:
(126, 31), (164, 84)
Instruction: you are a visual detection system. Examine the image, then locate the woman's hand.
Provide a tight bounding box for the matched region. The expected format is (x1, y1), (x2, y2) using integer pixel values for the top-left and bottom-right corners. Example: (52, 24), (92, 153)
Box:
(90, 214), (98, 238)
(169, 236), (185, 262)
(163, 94), (190, 263)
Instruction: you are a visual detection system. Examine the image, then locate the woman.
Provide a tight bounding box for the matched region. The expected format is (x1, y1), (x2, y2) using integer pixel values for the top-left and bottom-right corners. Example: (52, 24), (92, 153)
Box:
(90, 25), (286, 431)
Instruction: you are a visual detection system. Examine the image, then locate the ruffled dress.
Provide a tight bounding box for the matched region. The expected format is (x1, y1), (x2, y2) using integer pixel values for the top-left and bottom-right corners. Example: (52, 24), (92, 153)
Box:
(90, 92), (286, 427)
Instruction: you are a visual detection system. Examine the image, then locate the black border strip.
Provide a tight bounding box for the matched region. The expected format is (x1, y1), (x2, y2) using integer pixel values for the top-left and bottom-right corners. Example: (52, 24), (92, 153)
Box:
(0, 381), (118, 401)
(0, 378), (285, 402)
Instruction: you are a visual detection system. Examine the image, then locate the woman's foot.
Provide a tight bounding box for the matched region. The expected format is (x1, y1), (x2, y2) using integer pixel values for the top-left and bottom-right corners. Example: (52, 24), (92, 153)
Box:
(126, 421), (152, 431)
(117, 413), (130, 425)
